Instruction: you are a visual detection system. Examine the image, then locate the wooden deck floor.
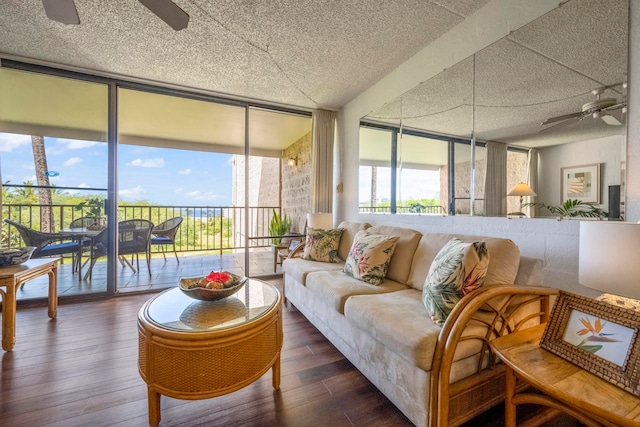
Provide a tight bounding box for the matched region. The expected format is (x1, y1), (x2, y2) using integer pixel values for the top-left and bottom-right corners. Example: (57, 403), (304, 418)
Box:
(17, 249), (280, 301)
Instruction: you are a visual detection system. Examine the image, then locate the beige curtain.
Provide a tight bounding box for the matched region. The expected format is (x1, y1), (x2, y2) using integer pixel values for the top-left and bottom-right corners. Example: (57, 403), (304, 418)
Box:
(311, 109), (336, 214)
(527, 148), (539, 217)
(484, 141), (507, 216)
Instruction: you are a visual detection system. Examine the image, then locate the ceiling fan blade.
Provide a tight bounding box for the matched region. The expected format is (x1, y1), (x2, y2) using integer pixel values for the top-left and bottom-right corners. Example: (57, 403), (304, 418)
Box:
(600, 114), (622, 126)
(539, 113), (586, 134)
(42, 0), (79, 25)
(540, 111), (584, 126)
(602, 102), (626, 112)
(138, 0), (189, 31)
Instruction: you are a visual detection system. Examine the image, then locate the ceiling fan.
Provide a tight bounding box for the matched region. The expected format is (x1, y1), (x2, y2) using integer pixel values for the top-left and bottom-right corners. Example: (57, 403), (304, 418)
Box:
(41, 0), (189, 31)
(540, 83), (626, 133)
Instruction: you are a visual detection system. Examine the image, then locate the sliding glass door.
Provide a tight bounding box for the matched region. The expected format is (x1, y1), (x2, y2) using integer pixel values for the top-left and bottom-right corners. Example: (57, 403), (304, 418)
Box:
(0, 67), (111, 300)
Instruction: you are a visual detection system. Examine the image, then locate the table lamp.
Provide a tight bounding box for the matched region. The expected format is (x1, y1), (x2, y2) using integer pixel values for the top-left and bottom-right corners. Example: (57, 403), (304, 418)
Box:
(306, 213), (333, 231)
(507, 183), (536, 217)
(579, 221), (640, 308)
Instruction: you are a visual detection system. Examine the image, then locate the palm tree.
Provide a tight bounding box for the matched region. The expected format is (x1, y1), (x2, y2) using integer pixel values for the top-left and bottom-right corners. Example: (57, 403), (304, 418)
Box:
(31, 135), (53, 232)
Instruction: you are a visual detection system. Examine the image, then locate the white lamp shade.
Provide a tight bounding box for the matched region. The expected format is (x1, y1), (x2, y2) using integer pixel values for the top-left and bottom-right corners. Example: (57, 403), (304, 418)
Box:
(307, 213), (333, 230)
(579, 221), (640, 300)
(507, 183), (537, 197)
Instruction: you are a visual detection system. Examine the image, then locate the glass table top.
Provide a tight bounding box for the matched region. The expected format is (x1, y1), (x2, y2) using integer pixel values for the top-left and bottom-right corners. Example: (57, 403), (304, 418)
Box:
(144, 279), (279, 332)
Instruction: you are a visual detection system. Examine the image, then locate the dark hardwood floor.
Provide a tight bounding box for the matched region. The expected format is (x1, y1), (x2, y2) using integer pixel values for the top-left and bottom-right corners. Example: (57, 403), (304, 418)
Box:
(1, 279), (576, 426)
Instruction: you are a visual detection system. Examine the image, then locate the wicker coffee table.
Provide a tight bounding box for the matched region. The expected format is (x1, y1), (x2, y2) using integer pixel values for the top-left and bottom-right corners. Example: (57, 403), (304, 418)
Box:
(137, 279), (283, 427)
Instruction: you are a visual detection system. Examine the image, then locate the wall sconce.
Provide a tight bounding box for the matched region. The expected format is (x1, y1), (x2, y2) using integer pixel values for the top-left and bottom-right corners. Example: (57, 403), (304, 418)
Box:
(287, 156), (299, 167)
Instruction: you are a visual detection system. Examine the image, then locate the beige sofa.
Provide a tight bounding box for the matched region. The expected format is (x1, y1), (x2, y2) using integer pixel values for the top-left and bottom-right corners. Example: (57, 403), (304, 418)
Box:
(282, 222), (556, 427)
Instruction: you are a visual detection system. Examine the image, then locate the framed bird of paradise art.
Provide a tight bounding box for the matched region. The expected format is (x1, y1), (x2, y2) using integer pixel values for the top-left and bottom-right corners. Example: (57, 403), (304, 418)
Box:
(540, 291), (640, 396)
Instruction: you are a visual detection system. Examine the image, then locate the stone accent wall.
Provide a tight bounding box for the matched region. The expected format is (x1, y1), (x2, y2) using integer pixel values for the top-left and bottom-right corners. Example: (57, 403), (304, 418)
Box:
(282, 131), (312, 233)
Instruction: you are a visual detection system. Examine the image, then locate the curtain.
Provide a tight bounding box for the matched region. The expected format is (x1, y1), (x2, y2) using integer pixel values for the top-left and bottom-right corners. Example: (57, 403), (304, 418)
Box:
(484, 141), (507, 216)
(527, 148), (539, 217)
(311, 109), (336, 214)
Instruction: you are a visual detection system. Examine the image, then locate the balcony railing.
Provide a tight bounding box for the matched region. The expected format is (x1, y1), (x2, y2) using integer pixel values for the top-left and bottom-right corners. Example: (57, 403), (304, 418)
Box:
(359, 205), (447, 214)
(2, 203), (283, 255)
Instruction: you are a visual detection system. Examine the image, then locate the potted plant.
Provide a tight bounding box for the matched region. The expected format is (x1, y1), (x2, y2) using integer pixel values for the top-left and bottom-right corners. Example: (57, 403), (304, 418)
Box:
(269, 208), (292, 245)
(75, 197), (106, 228)
(524, 199), (608, 219)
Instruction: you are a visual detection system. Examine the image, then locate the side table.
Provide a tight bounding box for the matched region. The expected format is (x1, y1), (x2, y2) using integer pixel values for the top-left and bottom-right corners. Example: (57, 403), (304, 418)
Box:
(490, 324), (640, 427)
(0, 258), (59, 351)
(137, 279), (283, 427)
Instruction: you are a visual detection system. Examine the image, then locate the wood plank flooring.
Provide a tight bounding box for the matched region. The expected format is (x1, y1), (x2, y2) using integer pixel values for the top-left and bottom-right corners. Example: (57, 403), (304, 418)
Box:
(1, 279), (576, 426)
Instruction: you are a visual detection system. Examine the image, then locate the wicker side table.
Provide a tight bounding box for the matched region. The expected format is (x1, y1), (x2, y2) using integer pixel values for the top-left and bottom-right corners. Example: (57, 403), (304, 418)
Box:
(138, 280), (283, 427)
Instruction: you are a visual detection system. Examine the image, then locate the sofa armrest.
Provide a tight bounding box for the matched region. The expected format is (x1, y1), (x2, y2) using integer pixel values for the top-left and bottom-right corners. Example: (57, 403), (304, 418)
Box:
(429, 285), (558, 427)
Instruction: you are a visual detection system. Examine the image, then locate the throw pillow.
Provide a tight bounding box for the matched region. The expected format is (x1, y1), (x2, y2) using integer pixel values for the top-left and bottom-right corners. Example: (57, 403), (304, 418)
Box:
(343, 230), (399, 285)
(422, 238), (490, 325)
(302, 228), (345, 262)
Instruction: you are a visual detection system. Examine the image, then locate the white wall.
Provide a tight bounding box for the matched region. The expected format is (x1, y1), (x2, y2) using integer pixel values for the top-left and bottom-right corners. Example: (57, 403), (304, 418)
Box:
(537, 135), (624, 215)
(336, 0), (638, 296)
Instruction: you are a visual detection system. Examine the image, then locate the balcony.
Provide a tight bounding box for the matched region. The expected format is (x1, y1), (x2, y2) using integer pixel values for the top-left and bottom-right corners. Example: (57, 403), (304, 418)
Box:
(2, 203), (287, 301)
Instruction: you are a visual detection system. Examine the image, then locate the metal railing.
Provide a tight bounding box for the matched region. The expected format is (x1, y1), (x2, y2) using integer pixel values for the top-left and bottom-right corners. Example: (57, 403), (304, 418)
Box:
(2, 203), (283, 254)
(359, 205), (447, 214)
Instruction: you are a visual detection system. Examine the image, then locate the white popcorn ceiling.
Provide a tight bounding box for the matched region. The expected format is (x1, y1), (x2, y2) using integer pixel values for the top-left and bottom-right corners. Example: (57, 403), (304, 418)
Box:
(366, 0), (629, 148)
(0, 0), (492, 111)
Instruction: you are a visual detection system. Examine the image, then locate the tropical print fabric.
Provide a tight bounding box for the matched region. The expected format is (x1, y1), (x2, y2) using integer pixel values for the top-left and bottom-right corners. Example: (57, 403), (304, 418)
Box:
(343, 230), (399, 285)
(302, 227), (345, 262)
(422, 238), (490, 326)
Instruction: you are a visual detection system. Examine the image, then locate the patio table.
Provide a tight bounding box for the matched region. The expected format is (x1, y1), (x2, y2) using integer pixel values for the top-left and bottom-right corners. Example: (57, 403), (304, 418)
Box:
(60, 227), (103, 280)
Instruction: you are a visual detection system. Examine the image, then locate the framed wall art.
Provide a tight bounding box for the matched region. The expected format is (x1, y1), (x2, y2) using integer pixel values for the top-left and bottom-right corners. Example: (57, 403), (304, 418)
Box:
(561, 163), (600, 204)
(540, 291), (640, 396)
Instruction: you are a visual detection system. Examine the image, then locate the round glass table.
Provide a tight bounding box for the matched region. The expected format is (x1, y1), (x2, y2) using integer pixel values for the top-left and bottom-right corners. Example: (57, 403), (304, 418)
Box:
(137, 279), (282, 427)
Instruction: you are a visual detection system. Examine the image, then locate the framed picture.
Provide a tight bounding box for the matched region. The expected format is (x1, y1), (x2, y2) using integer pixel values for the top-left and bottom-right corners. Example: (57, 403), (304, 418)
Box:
(560, 163), (600, 204)
(540, 291), (640, 396)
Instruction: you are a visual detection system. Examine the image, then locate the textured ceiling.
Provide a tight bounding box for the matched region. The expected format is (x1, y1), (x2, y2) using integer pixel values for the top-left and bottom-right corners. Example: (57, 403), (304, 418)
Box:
(0, 0), (492, 111)
(366, 0), (629, 148)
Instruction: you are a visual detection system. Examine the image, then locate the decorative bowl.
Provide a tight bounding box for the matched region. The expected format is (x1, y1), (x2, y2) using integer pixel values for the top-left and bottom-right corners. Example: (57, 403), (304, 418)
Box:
(179, 272), (248, 301)
(0, 247), (36, 267)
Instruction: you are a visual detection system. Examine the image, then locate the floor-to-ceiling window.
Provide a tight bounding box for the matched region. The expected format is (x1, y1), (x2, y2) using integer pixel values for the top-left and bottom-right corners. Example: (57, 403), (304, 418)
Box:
(0, 61), (312, 301)
(0, 66), (111, 300)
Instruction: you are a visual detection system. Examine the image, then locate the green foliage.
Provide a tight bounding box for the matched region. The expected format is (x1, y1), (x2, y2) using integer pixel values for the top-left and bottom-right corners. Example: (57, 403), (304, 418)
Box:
(75, 196), (105, 218)
(268, 208), (292, 245)
(524, 199), (608, 218)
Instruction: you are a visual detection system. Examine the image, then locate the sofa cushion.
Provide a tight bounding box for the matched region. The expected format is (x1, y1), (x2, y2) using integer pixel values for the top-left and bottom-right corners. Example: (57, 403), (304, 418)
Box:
(305, 270), (408, 314)
(344, 289), (497, 371)
(282, 257), (345, 285)
(344, 230), (399, 285)
(422, 238), (490, 325)
(337, 221), (371, 261)
(367, 225), (422, 284)
(302, 227), (344, 263)
(407, 233), (520, 290)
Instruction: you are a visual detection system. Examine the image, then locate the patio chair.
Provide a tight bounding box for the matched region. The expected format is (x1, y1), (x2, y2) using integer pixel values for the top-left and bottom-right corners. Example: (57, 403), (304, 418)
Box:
(4, 219), (80, 265)
(83, 220), (154, 279)
(118, 219), (153, 275)
(150, 217), (183, 263)
(69, 216), (99, 228)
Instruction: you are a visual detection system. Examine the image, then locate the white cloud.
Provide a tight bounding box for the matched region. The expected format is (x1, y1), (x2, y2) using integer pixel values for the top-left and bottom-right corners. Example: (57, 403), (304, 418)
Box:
(119, 185), (145, 198)
(0, 133), (31, 152)
(127, 158), (165, 168)
(47, 139), (100, 154)
(65, 183), (90, 195)
(63, 157), (82, 167)
(178, 168), (191, 175)
(186, 190), (220, 201)
(175, 188), (183, 192)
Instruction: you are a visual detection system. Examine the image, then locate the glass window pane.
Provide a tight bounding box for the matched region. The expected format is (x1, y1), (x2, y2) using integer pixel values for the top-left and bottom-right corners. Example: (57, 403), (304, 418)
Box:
(359, 126), (392, 214)
(397, 134), (447, 214)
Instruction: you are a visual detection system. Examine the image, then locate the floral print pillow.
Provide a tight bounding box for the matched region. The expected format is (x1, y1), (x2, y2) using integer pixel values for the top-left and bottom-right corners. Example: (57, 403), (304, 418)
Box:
(422, 238), (490, 326)
(343, 230), (399, 285)
(302, 228), (345, 263)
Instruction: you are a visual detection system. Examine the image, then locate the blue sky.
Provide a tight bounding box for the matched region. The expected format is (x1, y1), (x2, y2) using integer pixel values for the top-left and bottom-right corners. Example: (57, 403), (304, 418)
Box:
(0, 133), (234, 206)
